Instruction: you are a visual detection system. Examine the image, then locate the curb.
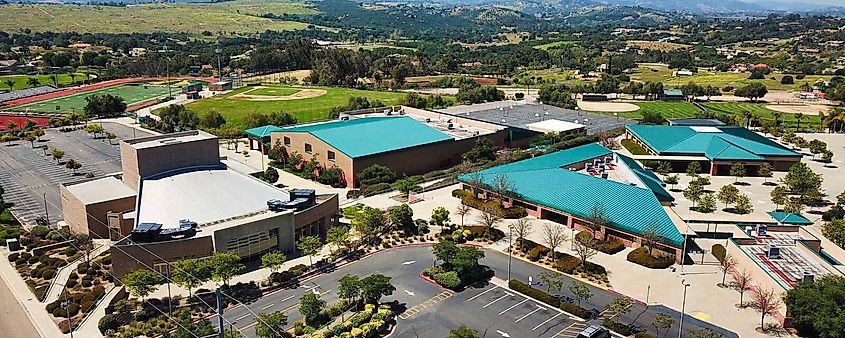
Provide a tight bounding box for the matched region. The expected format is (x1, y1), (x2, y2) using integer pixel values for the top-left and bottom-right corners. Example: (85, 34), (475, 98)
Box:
(494, 246), (612, 291)
(488, 277), (586, 323)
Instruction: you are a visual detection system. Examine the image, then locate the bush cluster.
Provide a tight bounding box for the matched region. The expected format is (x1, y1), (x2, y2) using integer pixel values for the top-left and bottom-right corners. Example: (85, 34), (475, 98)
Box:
(269, 263), (310, 285)
(602, 318), (633, 336)
(459, 194), (527, 219)
(626, 247), (675, 269)
(575, 231), (624, 255)
(621, 139), (649, 155)
(508, 280), (590, 319)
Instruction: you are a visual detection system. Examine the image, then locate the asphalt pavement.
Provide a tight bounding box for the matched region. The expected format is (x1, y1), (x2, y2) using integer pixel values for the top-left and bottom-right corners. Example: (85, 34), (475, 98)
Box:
(227, 246), (738, 338)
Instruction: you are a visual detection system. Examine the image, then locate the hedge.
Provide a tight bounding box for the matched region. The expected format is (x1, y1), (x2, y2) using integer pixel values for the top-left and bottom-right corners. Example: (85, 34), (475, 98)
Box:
(527, 246), (549, 261)
(509, 280), (590, 319)
(460, 195), (527, 219)
(626, 247), (675, 269)
(621, 139), (649, 155)
(712, 244), (726, 263)
(635, 333), (657, 338)
(603, 319), (633, 336)
(575, 231), (624, 255)
(554, 255), (582, 274)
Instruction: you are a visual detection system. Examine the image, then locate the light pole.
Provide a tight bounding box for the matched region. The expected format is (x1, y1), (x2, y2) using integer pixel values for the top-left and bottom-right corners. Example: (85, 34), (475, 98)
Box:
(43, 193), (49, 225)
(678, 279), (690, 338)
(507, 224), (513, 281)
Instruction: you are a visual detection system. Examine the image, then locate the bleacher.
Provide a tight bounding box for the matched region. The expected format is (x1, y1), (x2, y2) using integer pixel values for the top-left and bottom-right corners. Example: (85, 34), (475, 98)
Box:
(0, 86), (58, 104)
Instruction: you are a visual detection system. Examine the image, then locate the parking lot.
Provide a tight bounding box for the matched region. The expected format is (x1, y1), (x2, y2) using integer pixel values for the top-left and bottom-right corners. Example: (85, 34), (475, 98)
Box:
(395, 283), (580, 338)
(0, 122), (150, 225)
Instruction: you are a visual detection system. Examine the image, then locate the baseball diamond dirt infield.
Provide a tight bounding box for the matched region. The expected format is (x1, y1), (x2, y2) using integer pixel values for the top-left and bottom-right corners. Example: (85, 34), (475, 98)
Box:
(232, 86), (328, 101)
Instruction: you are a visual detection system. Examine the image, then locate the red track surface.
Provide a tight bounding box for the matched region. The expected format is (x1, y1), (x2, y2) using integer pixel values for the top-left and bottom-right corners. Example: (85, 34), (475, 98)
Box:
(0, 115), (49, 130)
(1, 76), (216, 107)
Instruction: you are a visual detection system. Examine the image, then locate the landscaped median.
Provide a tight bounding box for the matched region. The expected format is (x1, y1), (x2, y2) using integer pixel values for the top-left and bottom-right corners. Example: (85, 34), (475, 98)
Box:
(507, 279), (591, 319)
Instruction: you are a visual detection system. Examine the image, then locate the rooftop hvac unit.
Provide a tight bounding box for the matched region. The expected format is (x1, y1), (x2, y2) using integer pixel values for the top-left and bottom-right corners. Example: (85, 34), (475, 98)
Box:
(802, 271), (815, 283)
(766, 245), (781, 259)
(447, 123), (454, 129)
(601, 172), (609, 179)
(425, 118), (431, 123)
(586, 163), (594, 171)
(745, 226), (754, 237)
(340, 116), (350, 121)
(473, 131), (480, 136)
(756, 224), (767, 236)
(384, 111), (392, 116)
(605, 157), (613, 164)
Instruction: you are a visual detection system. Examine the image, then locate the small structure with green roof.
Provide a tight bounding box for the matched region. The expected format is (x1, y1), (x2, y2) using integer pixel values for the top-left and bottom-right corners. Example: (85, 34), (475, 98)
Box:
(458, 143), (687, 261)
(767, 212), (813, 226)
(625, 125), (801, 176)
(245, 125), (286, 154)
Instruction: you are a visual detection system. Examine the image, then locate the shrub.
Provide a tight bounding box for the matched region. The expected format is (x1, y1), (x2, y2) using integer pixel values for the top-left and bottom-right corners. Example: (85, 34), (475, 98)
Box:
(346, 190), (361, 199)
(361, 182), (391, 195)
(41, 268), (57, 279)
(81, 301), (95, 313)
(554, 255), (582, 274)
(68, 272), (78, 280)
(712, 244), (726, 263)
(82, 279), (93, 287)
(560, 301), (590, 319)
(8, 253), (19, 261)
(635, 333), (657, 338)
(526, 245), (550, 261)
(509, 279), (559, 307)
(67, 279), (78, 288)
(626, 247), (675, 269)
(451, 189), (473, 199)
(603, 319), (633, 336)
(583, 261), (607, 276)
(621, 139), (648, 155)
(98, 314), (119, 334)
(596, 240), (625, 254)
(101, 256), (111, 265)
(433, 271), (461, 289)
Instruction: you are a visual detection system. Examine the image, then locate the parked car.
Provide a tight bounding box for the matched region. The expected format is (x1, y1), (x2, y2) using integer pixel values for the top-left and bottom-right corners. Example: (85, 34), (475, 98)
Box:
(577, 325), (611, 338)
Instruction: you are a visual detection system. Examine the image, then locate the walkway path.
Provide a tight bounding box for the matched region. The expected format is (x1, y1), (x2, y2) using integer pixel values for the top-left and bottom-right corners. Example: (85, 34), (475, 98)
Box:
(44, 241), (111, 303)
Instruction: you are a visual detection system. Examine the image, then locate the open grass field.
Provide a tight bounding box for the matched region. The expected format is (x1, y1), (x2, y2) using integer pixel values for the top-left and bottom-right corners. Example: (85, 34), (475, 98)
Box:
(0, 73), (93, 91)
(533, 40), (578, 50)
(0, 0), (318, 35)
(185, 86), (410, 126)
(625, 40), (691, 52)
(602, 101), (822, 130)
(244, 87), (301, 96)
(9, 83), (170, 113)
(632, 64), (832, 92)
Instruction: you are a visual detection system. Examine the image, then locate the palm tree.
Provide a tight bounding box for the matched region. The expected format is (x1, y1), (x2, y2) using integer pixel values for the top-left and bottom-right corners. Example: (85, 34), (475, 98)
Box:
(26, 77), (41, 88)
(3, 79), (14, 92)
(771, 111), (783, 127)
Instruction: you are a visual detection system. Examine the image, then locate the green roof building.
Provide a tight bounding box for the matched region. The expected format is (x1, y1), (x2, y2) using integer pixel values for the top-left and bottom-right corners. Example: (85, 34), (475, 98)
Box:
(270, 110), (508, 187)
(458, 143), (687, 260)
(625, 125), (801, 175)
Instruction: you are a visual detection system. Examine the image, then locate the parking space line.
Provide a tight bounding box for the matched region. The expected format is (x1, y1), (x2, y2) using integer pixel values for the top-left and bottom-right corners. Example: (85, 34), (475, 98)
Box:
(552, 322), (588, 338)
(467, 286), (498, 301)
(514, 305), (545, 323)
(498, 299), (528, 315)
(260, 304), (274, 311)
(482, 293), (512, 308)
(532, 312), (562, 331)
(235, 314), (251, 321)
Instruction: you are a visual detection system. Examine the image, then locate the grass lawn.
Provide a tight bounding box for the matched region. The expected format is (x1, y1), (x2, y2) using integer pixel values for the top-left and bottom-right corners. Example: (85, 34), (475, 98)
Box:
(0, 0), (317, 35)
(602, 101), (821, 130)
(185, 86), (410, 127)
(10, 83), (170, 113)
(0, 73), (92, 91)
(244, 87), (301, 96)
(533, 40), (578, 50)
(632, 65), (831, 92)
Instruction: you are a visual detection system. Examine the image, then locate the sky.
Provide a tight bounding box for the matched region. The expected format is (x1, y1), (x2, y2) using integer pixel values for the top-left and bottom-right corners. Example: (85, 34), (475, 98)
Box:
(744, 0), (842, 5)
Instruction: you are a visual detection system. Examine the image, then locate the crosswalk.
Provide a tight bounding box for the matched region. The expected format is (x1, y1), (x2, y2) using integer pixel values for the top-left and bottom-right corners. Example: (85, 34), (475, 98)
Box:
(553, 322), (589, 338)
(398, 290), (454, 320)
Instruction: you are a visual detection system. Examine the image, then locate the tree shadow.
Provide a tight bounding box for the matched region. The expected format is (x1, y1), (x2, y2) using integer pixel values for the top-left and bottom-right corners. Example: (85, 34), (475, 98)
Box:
(762, 182), (778, 187)
(733, 181), (751, 186)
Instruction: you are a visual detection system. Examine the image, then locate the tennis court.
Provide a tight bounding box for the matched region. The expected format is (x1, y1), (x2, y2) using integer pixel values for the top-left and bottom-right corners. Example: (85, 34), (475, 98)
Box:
(9, 83), (171, 113)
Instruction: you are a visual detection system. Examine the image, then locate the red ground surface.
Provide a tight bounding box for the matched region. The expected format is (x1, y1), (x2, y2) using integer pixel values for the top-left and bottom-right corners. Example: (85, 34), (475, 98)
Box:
(0, 115), (49, 130)
(1, 76), (216, 107)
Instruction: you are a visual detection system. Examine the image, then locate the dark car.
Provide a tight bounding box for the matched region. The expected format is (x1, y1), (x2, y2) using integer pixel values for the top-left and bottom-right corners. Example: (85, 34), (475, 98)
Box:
(577, 325), (611, 338)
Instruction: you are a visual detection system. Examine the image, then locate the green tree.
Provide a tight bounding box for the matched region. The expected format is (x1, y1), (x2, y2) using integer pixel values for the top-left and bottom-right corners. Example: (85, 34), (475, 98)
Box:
(24, 133), (36, 148)
(729, 162), (746, 183)
(255, 310), (288, 338)
(84, 94), (127, 118)
(338, 274), (361, 305)
(823, 219), (845, 248)
(433, 240), (459, 265)
(698, 193), (717, 214)
(771, 186), (788, 209)
(431, 207), (451, 226)
(569, 281), (592, 307)
(3, 79), (13, 92)
(297, 235), (323, 268)
(604, 297), (634, 324)
(198, 110), (226, 129)
(665, 175), (679, 190)
(780, 162), (823, 210)
(734, 83), (768, 102)
(463, 137), (497, 163)
(359, 273), (395, 304)
(452, 246), (485, 274)
(1, 133), (15, 145)
(261, 251), (287, 273)
(758, 163), (773, 184)
(326, 226), (351, 254)
(652, 313), (676, 338)
(261, 167), (279, 184)
(784, 275), (845, 338)
(351, 207), (387, 246)
(390, 204), (415, 234)
(122, 269), (164, 300)
(717, 185), (740, 208)
(684, 182), (704, 208)
(298, 293), (325, 325)
(539, 272), (565, 294)
(448, 325), (478, 338)
(686, 161), (701, 177)
(33, 128), (45, 141)
(208, 252), (245, 285)
(656, 161), (672, 176)
(65, 159), (82, 175)
(393, 177), (421, 195)
(734, 194), (754, 215)
(51, 148), (65, 164)
(359, 164), (396, 186)
(171, 258), (209, 298)
(26, 77), (41, 88)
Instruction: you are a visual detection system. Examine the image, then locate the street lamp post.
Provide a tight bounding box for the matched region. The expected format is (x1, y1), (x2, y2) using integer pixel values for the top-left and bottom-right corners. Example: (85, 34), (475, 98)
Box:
(43, 193), (49, 225)
(507, 225), (513, 281)
(678, 279), (691, 338)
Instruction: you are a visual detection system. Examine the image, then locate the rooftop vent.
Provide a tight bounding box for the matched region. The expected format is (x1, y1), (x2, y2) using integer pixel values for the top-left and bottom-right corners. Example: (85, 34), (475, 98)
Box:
(766, 245), (781, 259)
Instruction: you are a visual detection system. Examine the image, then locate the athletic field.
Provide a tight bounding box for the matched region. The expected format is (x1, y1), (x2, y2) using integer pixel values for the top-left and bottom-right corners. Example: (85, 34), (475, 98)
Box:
(602, 101), (821, 130)
(9, 83), (171, 113)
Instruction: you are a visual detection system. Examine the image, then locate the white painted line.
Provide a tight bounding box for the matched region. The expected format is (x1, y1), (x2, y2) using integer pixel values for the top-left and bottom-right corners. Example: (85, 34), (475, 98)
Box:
(498, 299), (528, 315)
(483, 294), (511, 308)
(235, 314), (251, 321)
(260, 303), (274, 311)
(532, 312), (562, 331)
(468, 286), (499, 301)
(279, 294), (295, 303)
(514, 306), (544, 323)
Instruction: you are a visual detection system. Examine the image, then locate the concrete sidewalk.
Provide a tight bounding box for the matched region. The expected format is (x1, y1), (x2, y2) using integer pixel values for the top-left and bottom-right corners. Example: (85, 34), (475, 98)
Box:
(0, 247), (64, 338)
(44, 241), (111, 304)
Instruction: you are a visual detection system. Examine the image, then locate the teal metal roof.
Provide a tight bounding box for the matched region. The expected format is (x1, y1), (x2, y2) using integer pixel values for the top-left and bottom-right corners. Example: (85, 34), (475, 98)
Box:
(244, 125), (285, 139)
(626, 125), (800, 162)
(767, 212), (813, 225)
(459, 144), (684, 247)
(480, 143), (612, 175)
(616, 154), (675, 203)
(663, 89), (684, 96)
(283, 116), (453, 158)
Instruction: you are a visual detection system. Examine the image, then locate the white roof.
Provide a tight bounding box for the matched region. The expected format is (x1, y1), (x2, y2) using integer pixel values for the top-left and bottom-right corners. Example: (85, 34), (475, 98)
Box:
(690, 126), (722, 133)
(127, 131), (217, 150)
(525, 119), (586, 133)
(136, 166), (289, 229)
(65, 176), (135, 205)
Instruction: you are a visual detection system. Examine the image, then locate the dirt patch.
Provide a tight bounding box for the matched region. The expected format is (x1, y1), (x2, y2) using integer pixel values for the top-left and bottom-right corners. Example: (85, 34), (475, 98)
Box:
(766, 104), (830, 115)
(233, 87), (327, 101)
(577, 101), (640, 112)
(243, 69), (311, 82)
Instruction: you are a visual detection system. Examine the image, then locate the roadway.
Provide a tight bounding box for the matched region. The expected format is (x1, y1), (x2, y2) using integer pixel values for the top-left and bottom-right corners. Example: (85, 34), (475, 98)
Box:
(226, 246), (737, 338)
